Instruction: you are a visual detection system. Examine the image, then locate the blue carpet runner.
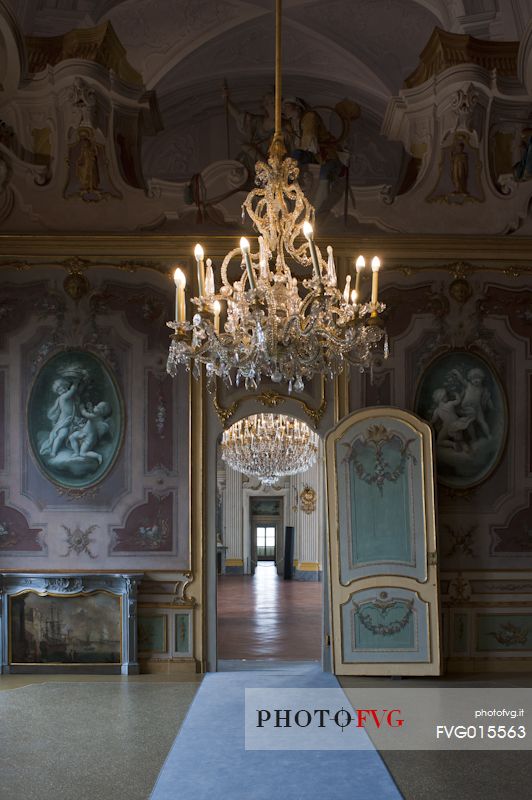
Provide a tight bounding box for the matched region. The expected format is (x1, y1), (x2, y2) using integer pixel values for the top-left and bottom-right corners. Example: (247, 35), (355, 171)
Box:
(150, 664), (402, 800)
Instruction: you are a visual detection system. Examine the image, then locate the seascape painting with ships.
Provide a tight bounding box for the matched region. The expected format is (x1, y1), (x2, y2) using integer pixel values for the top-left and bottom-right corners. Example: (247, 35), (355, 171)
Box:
(9, 591), (121, 664)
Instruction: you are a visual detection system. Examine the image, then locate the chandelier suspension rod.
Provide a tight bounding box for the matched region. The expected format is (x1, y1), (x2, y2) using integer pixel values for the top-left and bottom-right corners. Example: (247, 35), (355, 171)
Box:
(275, 0), (282, 137)
(271, 0), (286, 159)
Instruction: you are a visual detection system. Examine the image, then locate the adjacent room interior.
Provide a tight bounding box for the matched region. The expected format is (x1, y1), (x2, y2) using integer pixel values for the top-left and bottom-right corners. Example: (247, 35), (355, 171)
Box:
(216, 431), (324, 664)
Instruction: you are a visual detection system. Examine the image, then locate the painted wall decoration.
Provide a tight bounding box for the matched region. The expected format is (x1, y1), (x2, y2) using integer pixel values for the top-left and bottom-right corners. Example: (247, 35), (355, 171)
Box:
(476, 613), (532, 652)
(0, 491), (45, 554)
(427, 132), (484, 205)
(452, 613), (469, 655)
(175, 613), (191, 655)
(64, 127), (121, 203)
(111, 491), (174, 553)
(28, 349), (123, 489)
(9, 590), (121, 664)
(138, 615), (167, 654)
(415, 351), (506, 488)
(490, 495), (532, 555)
(147, 372), (174, 473)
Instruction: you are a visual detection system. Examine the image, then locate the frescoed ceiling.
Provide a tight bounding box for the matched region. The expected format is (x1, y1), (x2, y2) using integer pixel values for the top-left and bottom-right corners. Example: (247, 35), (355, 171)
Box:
(2, 0), (532, 232)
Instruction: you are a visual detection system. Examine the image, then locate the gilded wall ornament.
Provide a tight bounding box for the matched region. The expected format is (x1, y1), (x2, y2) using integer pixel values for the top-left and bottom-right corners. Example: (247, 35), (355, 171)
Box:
(300, 485), (317, 514)
(449, 277), (472, 305)
(63, 269), (90, 302)
(448, 575), (472, 603)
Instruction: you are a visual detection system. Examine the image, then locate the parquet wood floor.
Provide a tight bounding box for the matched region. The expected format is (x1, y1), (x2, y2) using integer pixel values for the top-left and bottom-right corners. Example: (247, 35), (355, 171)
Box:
(217, 561), (322, 660)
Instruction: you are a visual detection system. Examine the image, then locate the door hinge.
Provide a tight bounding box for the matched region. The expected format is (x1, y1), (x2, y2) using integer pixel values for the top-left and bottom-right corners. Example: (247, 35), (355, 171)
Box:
(428, 550), (438, 566)
(325, 634), (331, 646)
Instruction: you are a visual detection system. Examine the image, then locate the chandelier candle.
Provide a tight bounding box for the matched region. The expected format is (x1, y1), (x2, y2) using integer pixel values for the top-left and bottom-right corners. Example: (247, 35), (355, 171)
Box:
(194, 243), (206, 298)
(174, 268), (186, 323)
(240, 237), (256, 290)
(343, 275), (351, 303)
(371, 257), (381, 308)
(205, 259), (215, 297)
(302, 221), (321, 280)
(213, 300), (221, 335)
(326, 247), (337, 287)
(355, 255), (365, 297)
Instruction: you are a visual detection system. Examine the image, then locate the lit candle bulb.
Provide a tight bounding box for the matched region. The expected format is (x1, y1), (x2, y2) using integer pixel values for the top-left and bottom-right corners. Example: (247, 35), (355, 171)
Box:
(194, 243), (205, 297)
(213, 299), (221, 334)
(343, 274), (351, 303)
(355, 255), (365, 297)
(173, 267), (186, 322)
(239, 237), (256, 290)
(302, 221), (320, 280)
(371, 256), (381, 305)
(205, 258), (215, 296)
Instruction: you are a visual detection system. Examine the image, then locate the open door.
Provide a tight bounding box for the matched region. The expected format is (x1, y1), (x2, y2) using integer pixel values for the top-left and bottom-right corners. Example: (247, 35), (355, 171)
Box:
(325, 407), (441, 675)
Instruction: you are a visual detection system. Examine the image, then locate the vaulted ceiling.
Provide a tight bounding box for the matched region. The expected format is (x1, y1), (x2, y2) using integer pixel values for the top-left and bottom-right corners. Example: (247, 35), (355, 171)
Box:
(6, 1), (532, 182)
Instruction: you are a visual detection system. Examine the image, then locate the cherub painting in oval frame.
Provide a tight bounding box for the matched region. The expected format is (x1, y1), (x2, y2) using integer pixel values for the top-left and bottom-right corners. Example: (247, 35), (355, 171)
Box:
(28, 349), (123, 489)
(415, 351), (507, 489)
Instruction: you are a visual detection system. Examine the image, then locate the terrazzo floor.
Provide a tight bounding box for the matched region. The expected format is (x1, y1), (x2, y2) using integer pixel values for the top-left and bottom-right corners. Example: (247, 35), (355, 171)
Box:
(339, 672), (532, 800)
(0, 676), (200, 800)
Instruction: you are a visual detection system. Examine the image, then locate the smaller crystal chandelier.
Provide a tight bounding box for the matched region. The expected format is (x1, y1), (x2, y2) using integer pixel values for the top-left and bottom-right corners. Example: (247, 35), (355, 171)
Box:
(166, 0), (387, 394)
(221, 413), (319, 485)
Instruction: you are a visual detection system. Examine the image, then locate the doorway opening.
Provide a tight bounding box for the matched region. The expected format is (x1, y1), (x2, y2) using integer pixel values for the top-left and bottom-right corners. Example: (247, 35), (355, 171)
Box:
(215, 430), (324, 666)
(249, 495), (281, 567)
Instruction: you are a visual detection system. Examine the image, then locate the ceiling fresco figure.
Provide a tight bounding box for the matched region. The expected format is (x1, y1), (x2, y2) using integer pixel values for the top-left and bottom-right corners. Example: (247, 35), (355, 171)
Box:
(223, 83), (277, 185)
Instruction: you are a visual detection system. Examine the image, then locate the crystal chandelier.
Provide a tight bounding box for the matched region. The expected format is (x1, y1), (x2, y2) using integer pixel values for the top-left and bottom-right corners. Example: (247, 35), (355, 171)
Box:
(166, 0), (387, 393)
(221, 413), (319, 485)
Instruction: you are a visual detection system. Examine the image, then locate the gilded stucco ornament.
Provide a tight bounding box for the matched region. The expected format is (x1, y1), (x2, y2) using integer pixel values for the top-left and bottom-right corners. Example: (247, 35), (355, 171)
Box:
(63, 269), (91, 302)
(299, 485), (317, 515)
(449, 277), (472, 304)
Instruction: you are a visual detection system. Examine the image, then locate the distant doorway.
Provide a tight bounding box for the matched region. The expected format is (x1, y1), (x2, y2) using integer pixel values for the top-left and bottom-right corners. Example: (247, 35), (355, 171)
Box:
(249, 496), (282, 573)
(255, 524), (276, 560)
